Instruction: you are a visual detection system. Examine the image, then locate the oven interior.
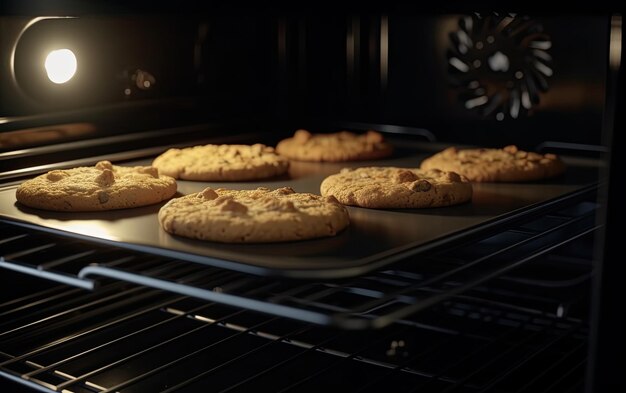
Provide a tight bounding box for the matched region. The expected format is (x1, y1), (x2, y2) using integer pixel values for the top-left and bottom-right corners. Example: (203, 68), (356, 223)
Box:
(0, 8), (620, 393)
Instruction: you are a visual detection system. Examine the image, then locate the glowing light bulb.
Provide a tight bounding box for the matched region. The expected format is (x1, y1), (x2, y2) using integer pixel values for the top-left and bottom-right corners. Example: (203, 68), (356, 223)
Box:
(44, 49), (77, 84)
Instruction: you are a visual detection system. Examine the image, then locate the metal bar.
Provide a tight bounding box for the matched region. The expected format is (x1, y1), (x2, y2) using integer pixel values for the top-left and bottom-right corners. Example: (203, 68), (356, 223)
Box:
(173, 269), (242, 289)
(366, 298), (563, 393)
(13, 272), (266, 378)
(0, 285), (75, 311)
(159, 321), (311, 393)
(536, 141), (608, 154)
(267, 282), (325, 303)
(564, 380), (585, 393)
(359, 226), (600, 330)
(3, 243), (57, 260)
(276, 326), (416, 393)
(498, 272), (592, 288)
(451, 294), (585, 324)
(276, 218), (585, 320)
(345, 313), (461, 393)
(78, 266), (333, 326)
(0, 259), (95, 289)
(0, 370), (55, 393)
(94, 311), (266, 392)
(217, 329), (359, 393)
(98, 255), (138, 269)
(338, 212), (597, 316)
(44, 276), (297, 390)
(38, 250), (96, 270)
(354, 334), (461, 393)
(0, 288), (84, 319)
(540, 358), (587, 393)
(0, 286), (146, 342)
(329, 122), (436, 141)
(0, 233), (28, 245)
(1, 294), (184, 370)
(23, 297), (211, 378)
(11, 275), (241, 376)
(475, 323), (584, 392)
(380, 15), (389, 92)
(516, 341), (587, 392)
(435, 321), (569, 393)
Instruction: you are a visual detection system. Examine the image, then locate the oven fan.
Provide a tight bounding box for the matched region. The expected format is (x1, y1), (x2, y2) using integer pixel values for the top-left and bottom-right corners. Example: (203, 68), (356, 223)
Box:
(446, 14), (553, 120)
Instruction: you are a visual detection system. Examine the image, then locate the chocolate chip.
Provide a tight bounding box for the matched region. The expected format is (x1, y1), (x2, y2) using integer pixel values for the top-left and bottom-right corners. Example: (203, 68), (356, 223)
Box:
(293, 129), (312, 144)
(95, 161), (113, 171)
(95, 169), (115, 186)
(46, 170), (67, 182)
(394, 170), (418, 184)
(200, 188), (218, 200)
(365, 130), (384, 143)
(97, 191), (109, 204)
(503, 145), (518, 154)
(409, 180), (432, 192)
(137, 166), (159, 178)
(220, 199), (248, 214)
(446, 172), (462, 182)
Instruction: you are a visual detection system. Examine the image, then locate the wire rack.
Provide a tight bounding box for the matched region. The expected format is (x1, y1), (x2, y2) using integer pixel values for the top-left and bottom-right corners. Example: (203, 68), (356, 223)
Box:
(0, 257), (590, 393)
(0, 195), (600, 330)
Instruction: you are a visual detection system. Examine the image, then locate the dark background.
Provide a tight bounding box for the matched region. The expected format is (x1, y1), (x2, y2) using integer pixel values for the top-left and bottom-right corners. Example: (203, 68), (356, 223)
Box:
(0, 11), (609, 150)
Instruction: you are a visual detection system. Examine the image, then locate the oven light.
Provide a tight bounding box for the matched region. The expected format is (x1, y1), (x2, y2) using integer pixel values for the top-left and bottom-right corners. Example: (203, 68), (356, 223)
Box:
(44, 49), (77, 84)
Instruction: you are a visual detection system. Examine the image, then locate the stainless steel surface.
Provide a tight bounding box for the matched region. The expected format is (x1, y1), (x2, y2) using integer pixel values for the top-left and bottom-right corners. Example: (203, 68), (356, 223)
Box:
(0, 146), (601, 278)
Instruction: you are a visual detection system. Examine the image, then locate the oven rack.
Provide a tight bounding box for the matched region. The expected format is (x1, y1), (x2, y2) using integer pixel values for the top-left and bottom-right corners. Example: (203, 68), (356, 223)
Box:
(0, 194), (599, 330)
(0, 265), (590, 393)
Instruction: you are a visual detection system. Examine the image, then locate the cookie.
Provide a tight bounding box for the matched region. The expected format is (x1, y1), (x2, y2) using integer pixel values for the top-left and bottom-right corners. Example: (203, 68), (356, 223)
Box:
(275, 129), (393, 162)
(320, 167), (472, 209)
(152, 144), (289, 181)
(158, 187), (350, 243)
(16, 161), (177, 211)
(420, 145), (566, 182)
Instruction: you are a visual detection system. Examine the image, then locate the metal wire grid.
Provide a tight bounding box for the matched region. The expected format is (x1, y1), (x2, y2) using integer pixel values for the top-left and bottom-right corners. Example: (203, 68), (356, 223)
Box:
(0, 262), (589, 393)
(0, 200), (600, 329)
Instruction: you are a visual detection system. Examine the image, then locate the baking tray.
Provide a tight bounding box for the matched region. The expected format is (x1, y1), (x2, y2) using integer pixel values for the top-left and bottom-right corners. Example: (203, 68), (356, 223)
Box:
(0, 144), (600, 279)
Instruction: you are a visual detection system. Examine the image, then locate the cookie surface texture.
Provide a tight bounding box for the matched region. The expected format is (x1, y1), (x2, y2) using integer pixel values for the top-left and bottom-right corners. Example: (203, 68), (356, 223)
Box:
(275, 129), (393, 162)
(420, 145), (566, 182)
(320, 167), (472, 209)
(158, 187), (350, 243)
(16, 161), (177, 211)
(152, 144), (289, 181)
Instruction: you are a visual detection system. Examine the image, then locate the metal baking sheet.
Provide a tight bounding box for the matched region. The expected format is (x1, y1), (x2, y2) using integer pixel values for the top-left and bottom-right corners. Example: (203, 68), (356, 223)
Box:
(0, 145), (600, 279)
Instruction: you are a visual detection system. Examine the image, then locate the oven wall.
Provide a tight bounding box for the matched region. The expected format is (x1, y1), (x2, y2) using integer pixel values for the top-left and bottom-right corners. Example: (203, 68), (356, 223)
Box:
(1, 13), (610, 148)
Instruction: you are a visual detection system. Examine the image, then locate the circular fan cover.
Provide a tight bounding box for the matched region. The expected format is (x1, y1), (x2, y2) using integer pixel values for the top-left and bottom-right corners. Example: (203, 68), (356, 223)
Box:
(447, 14), (553, 120)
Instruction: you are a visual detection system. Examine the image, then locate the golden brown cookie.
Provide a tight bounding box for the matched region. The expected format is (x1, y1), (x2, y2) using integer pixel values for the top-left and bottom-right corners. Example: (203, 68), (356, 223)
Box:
(158, 187), (350, 243)
(152, 144), (289, 181)
(320, 167), (472, 209)
(16, 161), (177, 211)
(420, 145), (566, 182)
(275, 129), (393, 162)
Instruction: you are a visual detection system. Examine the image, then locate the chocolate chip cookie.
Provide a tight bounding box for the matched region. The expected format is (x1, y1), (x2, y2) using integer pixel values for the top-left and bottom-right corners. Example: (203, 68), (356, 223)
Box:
(16, 161), (177, 211)
(158, 187), (350, 243)
(152, 144), (289, 181)
(320, 167), (472, 209)
(420, 145), (566, 182)
(276, 129), (393, 162)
